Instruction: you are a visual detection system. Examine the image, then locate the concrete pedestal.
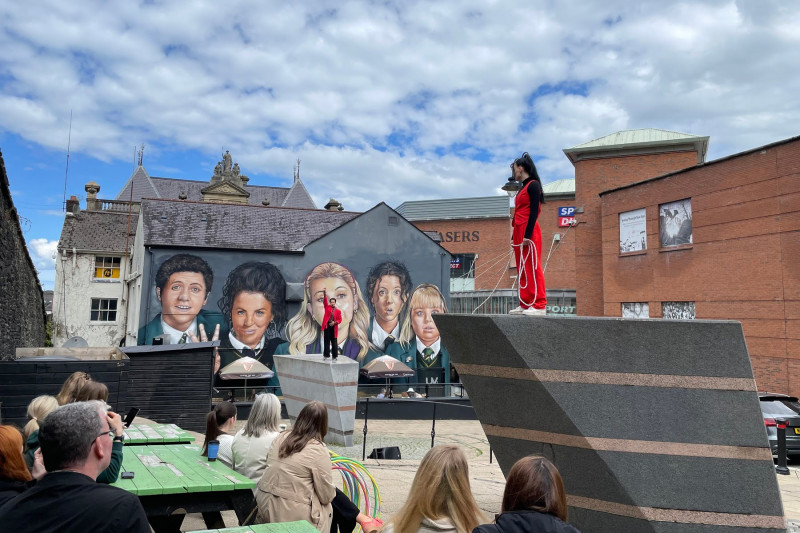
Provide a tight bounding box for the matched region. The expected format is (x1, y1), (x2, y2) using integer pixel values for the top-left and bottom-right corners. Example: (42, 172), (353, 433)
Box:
(436, 315), (786, 533)
(273, 354), (358, 447)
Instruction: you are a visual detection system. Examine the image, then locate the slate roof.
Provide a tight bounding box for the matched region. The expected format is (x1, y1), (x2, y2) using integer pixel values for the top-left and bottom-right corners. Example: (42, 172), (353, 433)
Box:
(396, 196), (510, 221)
(141, 199), (359, 251)
(58, 210), (138, 253)
(116, 166), (315, 209)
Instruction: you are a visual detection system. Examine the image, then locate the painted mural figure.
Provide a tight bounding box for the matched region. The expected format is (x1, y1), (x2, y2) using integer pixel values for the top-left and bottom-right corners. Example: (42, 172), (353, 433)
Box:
(386, 284), (450, 395)
(137, 254), (224, 347)
(215, 262), (287, 395)
(509, 152), (547, 316)
(366, 261), (413, 354)
(276, 262), (376, 363)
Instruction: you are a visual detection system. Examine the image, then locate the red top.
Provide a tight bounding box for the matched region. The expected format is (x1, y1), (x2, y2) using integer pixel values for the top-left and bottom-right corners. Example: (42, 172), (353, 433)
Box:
(513, 178), (542, 239)
(321, 293), (342, 339)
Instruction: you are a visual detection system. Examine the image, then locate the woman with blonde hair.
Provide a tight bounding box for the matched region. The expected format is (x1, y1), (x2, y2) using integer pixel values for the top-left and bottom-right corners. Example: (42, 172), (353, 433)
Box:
(384, 445), (485, 533)
(55, 371), (91, 405)
(473, 456), (580, 533)
(277, 262), (375, 363)
(22, 395), (58, 468)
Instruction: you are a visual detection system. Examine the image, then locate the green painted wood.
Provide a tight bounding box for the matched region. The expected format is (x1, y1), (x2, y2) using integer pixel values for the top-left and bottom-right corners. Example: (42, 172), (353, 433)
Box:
(151, 423), (192, 443)
(123, 426), (148, 444)
(146, 445), (208, 494)
(111, 447), (163, 496)
(130, 446), (187, 495)
(137, 425), (165, 443)
(164, 444), (237, 492)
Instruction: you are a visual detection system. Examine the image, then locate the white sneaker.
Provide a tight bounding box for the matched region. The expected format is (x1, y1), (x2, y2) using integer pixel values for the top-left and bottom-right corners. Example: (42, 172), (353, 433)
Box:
(523, 307), (546, 316)
(509, 306), (525, 315)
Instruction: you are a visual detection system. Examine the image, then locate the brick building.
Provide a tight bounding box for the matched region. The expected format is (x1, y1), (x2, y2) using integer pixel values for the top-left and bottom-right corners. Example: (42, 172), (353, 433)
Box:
(590, 134), (800, 395)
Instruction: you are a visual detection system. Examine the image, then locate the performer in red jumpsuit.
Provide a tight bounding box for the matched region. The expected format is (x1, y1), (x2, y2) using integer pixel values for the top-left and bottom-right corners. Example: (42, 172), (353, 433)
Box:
(510, 152), (547, 315)
(322, 289), (342, 359)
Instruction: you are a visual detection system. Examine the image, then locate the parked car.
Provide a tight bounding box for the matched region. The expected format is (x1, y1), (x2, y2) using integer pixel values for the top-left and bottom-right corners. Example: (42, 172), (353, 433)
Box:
(759, 393), (800, 458)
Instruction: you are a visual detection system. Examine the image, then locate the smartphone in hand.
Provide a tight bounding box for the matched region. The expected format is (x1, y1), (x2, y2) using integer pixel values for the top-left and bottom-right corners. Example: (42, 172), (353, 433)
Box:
(123, 407), (140, 428)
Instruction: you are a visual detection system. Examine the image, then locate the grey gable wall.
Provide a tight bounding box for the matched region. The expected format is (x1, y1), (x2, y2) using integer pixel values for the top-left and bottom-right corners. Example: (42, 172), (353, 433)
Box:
(137, 203), (450, 335)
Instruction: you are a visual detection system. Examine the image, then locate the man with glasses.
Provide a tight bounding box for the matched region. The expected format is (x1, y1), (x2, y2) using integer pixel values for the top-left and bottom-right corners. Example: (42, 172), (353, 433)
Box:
(0, 401), (149, 532)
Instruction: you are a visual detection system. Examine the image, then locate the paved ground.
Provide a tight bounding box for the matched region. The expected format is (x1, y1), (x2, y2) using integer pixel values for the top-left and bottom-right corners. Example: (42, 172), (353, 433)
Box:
(153, 417), (798, 531)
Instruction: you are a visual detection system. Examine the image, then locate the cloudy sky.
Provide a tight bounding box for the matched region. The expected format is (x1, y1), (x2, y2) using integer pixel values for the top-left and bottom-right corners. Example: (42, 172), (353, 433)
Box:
(2, 0), (798, 289)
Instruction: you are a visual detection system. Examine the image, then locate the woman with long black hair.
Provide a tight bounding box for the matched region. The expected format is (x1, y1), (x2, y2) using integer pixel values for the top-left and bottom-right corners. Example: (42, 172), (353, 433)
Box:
(509, 152), (547, 316)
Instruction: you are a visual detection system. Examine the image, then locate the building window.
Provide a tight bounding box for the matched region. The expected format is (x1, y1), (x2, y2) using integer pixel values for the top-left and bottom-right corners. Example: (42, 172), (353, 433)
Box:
(619, 208), (647, 253)
(90, 298), (118, 322)
(622, 302), (649, 318)
(662, 301), (695, 320)
(94, 257), (121, 279)
(659, 199), (692, 247)
(450, 254), (476, 291)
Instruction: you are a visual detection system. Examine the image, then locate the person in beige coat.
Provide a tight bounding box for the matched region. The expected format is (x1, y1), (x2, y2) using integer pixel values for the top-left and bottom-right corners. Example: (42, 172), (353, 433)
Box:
(256, 401), (336, 532)
(382, 445), (486, 533)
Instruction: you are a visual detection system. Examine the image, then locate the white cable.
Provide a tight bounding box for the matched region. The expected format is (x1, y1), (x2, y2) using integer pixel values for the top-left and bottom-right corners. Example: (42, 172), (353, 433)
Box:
(511, 239), (538, 308)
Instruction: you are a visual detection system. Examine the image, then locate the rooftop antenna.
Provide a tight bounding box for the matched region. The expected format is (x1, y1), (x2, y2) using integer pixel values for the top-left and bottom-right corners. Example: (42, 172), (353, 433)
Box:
(62, 109), (72, 211)
(132, 146), (136, 171)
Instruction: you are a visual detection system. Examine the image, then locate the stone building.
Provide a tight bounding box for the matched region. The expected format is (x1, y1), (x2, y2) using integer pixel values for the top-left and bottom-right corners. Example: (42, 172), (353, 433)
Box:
(0, 149), (46, 357)
(52, 151), (318, 346)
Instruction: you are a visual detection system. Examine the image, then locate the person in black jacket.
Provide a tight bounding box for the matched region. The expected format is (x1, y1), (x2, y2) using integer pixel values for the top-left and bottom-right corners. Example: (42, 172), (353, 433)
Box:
(473, 456), (581, 533)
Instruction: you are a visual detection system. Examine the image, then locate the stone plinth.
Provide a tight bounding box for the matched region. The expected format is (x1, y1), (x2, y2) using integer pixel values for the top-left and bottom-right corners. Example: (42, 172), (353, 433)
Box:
(274, 354), (358, 447)
(435, 315), (786, 533)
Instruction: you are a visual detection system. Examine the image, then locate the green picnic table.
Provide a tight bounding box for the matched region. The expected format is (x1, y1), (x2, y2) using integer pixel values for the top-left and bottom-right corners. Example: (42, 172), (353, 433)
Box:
(111, 443), (256, 532)
(192, 521), (318, 532)
(123, 423), (196, 444)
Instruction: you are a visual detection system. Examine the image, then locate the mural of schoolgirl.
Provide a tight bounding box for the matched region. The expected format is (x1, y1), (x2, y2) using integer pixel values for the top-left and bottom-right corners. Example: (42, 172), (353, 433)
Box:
(138, 253), (224, 346)
(215, 262), (287, 392)
(366, 260), (413, 353)
(386, 284), (450, 393)
(276, 262), (376, 363)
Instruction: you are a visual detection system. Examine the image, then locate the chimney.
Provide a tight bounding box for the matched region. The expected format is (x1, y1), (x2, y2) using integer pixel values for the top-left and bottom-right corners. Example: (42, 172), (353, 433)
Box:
(324, 198), (343, 211)
(65, 195), (80, 214)
(84, 181), (101, 211)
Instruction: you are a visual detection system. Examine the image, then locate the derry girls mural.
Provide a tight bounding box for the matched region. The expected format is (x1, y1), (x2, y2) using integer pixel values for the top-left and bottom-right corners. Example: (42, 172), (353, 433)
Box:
(137, 241), (451, 397)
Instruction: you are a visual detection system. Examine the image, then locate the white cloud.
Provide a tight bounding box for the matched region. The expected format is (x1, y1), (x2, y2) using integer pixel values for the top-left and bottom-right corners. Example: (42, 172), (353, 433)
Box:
(1, 0), (798, 213)
(27, 238), (58, 289)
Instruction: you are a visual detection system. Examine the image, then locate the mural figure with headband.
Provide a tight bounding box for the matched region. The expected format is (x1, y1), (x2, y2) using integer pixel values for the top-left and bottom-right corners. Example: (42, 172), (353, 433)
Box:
(509, 152), (547, 315)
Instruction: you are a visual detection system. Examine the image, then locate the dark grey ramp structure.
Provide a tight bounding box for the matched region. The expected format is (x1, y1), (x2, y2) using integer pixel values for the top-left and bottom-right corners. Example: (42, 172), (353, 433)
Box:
(435, 315), (785, 533)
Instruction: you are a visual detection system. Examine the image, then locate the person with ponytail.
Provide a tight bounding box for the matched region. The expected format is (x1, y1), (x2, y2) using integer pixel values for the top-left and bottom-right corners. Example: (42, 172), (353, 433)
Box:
(22, 396), (58, 469)
(202, 401), (237, 468)
(509, 152), (547, 316)
(55, 371), (91, 405)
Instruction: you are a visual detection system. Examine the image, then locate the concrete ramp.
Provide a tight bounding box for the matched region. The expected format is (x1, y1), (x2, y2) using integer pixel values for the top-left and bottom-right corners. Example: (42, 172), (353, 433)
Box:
(435, 315), (785, 533)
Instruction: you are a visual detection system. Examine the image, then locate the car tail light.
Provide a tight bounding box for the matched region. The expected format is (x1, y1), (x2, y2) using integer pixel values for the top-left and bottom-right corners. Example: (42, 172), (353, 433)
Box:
(765, 418), (777, 427)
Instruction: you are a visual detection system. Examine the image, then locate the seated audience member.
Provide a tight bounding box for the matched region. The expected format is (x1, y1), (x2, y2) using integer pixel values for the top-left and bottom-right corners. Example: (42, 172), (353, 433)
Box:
(0, 426), (45, 506)
(257, 401), (336, 531)
(73, 382), (125, 484)
(55, 372), (92, 405)
(473, 456), (581, 533)
(376, 388), (387, 399)
(384, 444), (485, 533)
(202, 401), (237, 468)
(23, 395), (59, 469)
(0, 401), (150, 532)
(232, 393), (282, 483)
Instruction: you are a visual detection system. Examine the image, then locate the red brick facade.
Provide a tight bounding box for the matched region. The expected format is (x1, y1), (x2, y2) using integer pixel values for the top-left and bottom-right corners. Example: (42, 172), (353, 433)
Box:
(598, 137), (800, 395)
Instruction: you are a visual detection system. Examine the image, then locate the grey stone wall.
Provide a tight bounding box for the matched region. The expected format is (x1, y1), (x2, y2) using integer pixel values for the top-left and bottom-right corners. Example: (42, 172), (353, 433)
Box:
(0, 149), (46, 358)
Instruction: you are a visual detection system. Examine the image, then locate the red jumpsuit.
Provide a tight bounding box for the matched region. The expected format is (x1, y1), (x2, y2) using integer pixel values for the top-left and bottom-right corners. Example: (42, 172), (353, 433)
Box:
(513, 178), (547, 310)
